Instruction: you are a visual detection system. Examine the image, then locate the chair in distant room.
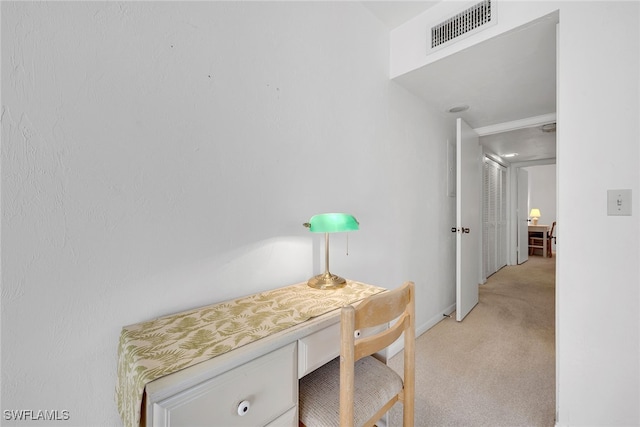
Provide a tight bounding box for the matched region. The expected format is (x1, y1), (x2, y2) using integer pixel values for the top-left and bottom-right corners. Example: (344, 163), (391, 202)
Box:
(299, 281), (415, 427)
(529, 232), (545, 256)
(547, 221), (556, 258)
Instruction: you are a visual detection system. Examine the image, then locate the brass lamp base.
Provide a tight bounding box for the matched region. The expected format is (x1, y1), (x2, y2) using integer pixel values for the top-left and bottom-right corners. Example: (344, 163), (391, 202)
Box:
(307, 273), (347, 290)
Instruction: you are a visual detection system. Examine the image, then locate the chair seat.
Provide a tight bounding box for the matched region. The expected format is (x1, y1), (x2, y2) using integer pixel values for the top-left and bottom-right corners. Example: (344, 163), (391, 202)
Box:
(299, 355), (403, 426)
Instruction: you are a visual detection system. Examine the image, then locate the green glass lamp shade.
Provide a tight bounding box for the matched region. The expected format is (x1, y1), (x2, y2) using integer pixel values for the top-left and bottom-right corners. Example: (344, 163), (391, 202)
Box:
(303, 213), (358, 290)
(306, 213), (359, 233)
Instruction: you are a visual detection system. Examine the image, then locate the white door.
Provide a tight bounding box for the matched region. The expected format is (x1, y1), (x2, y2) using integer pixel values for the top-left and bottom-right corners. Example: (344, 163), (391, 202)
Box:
(483, 158), (508, 279)
(456, 118), (482, 321)
(517, 168), (529, 264)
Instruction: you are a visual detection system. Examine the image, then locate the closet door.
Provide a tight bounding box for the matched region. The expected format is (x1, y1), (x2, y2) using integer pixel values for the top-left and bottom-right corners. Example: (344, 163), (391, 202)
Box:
(482, 162), (492, 279)
(497, 168), (508, 269)
(482, 158), (507, 278)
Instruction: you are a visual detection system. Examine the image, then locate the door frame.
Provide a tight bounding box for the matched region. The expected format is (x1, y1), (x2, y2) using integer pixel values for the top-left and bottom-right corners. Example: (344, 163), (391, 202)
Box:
(506, 159), (556, 266)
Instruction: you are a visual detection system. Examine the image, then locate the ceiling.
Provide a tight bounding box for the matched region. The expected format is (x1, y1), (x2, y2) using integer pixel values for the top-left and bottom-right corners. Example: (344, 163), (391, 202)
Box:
(361, 1), (440, 29)
(362, 1), (558, 164)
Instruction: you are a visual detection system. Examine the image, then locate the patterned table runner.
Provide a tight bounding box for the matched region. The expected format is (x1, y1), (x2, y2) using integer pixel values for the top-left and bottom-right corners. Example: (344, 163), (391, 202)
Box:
(115, 280), (385, 427)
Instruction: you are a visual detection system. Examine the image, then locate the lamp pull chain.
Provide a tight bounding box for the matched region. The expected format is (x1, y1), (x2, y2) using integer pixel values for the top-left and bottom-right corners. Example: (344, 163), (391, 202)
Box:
(346, 234), (349, 256)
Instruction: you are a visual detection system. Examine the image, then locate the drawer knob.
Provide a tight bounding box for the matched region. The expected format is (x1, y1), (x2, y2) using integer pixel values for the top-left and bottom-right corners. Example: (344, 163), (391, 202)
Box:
(237, 400), (251, 416)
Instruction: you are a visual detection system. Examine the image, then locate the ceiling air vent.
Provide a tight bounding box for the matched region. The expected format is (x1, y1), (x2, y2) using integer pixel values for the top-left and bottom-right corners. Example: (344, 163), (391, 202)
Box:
(431, 0), (493, 49)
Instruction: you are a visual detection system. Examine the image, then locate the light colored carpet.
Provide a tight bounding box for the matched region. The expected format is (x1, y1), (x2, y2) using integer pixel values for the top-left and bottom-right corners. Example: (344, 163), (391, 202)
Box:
(388, 255), (556, 426)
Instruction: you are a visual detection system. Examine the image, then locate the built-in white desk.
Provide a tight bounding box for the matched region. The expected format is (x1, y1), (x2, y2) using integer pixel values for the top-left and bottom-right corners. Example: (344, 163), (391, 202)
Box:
(528, 224), (550, 258)
(116, 280), (385, 427)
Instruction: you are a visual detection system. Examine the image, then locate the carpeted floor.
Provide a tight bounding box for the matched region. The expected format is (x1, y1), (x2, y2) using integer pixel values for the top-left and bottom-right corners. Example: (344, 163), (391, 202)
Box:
(388, 255), (556, 426)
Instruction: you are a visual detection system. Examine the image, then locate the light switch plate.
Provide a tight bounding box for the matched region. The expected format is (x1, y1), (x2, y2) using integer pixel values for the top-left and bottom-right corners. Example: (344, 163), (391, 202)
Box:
(607, 189), (632, 216)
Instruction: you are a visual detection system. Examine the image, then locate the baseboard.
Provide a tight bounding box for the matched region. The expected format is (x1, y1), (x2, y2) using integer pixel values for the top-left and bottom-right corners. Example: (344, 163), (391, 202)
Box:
(387, 302), (457, 358)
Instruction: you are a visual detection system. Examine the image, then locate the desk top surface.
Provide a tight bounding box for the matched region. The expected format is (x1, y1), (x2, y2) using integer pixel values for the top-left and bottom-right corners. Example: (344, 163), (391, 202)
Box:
(528, 224), (550, 230)
(116, 280), (385, 427)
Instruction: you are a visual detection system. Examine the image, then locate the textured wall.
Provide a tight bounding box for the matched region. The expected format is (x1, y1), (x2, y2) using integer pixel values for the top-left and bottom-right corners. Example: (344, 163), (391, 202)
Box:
(1, 2), (455, 425)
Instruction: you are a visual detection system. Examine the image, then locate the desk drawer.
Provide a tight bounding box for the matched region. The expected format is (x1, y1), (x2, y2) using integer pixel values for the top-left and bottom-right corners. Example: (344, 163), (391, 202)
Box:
(153, 342), (296, 426)
(298, 322), (388, 378)
(265, 406), (297, 427)
(298, 322), (340, 378)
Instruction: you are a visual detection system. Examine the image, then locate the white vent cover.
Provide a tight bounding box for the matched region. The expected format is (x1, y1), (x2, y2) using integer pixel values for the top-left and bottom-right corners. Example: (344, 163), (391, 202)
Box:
(431, 0), (493, 49)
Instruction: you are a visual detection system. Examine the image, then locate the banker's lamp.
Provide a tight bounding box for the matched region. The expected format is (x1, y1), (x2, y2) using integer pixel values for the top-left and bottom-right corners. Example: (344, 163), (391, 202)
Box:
(530, 208), (541, 225)
(303, 213), (359, 289)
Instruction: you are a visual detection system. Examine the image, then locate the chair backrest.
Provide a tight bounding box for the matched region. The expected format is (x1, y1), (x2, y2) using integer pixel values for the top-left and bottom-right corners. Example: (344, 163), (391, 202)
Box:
(548, 221), (556, 238)
(339, 281), (415, 426)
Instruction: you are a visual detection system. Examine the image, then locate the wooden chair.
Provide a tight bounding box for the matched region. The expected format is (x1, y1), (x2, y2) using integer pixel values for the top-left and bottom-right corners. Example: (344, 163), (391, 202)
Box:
(299, 281), (415, 427)
(547, 221), (556, 258)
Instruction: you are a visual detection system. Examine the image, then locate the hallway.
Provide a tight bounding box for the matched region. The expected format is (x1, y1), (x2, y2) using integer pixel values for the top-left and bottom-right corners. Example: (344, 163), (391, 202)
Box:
(390, 256), (556, 426)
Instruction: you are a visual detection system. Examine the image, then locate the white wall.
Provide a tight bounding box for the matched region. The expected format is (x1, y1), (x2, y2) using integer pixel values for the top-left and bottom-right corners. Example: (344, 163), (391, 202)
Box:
(556, 2), (639, 425)
(392, 1), (640, 426)
(524, 164), (557, 251)
(1, 2), (456, 425)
